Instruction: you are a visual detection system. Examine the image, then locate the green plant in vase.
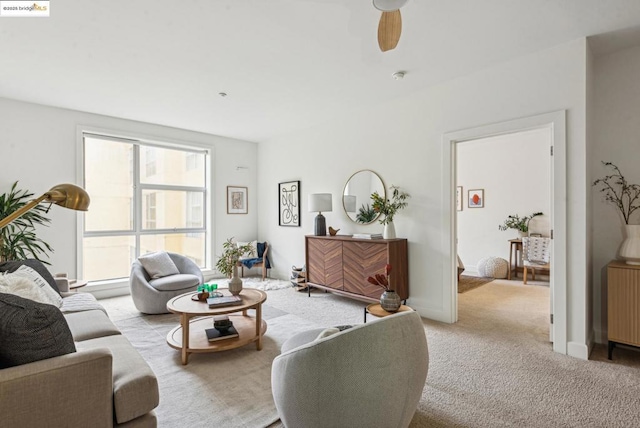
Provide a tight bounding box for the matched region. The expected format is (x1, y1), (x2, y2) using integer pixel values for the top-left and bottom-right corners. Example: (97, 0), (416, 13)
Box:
(371, 185), (410, 239)
(215, 238), (254, 278)
(0, 181), (53, 263)
(498, 212), (543, 236)
(356, 203), (376, 224)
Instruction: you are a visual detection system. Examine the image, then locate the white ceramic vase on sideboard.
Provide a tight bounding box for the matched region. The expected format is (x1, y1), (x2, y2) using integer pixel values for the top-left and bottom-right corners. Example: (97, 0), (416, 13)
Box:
(383, 222), (396, 239)
(619, 224), (640, 265)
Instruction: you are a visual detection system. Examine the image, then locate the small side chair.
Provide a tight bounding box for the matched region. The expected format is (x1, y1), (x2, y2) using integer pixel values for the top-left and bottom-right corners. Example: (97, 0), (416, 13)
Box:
(522, 237), (551, 284)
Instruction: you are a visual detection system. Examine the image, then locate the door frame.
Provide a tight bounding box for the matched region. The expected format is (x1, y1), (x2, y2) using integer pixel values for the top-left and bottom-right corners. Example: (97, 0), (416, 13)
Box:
(441, 111), (567, 355)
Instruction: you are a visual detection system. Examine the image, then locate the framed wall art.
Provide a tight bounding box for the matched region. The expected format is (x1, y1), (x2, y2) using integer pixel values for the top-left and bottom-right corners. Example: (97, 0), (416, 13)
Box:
(456, 186), (463, 211)
(468, 189), (484, 208)
(227, 186), (248, 214)
(279, 180), (300, 227)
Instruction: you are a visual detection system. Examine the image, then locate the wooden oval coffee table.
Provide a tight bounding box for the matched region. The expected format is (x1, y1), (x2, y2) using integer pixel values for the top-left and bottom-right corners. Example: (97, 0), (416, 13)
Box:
(166, 288), (267, 365)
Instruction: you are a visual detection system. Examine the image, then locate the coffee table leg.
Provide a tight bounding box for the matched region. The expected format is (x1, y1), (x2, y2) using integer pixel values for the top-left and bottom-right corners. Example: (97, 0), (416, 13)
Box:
(181, 313), (190, 365)
(256, 304), (263, 351)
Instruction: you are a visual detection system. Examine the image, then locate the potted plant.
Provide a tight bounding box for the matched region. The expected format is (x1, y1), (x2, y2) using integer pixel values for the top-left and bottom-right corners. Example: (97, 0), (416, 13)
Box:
(498, 212), (543, 237)
(370, 185), (410, 239)
(215, 238), (254, 295)
(0, 181), (53, 263)
(356, 203), (376, 224)
(593, 161), (640, 264)
(367, 264), (401, 312)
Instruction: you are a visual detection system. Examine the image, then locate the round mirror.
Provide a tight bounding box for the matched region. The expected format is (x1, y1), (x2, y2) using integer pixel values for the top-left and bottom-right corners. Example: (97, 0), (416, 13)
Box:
(343, 170), (386, 224)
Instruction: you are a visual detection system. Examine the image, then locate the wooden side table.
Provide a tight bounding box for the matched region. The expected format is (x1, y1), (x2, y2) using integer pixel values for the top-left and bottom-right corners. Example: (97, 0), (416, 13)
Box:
(69, 279), (88, 292)
(364, 303), (413, 323)
(508, 239), (523, 280)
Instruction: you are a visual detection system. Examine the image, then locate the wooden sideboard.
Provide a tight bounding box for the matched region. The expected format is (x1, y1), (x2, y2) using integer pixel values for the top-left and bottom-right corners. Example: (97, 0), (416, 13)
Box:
(305, 235), (408, 303)
(607, 260), (640, 359)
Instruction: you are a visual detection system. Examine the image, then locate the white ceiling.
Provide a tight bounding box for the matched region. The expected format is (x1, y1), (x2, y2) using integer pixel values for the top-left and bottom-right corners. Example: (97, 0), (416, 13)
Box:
(2, 0), (640, 142)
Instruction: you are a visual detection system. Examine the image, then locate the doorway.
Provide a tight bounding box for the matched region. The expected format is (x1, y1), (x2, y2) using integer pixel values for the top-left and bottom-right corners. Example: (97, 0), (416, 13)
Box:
(441, 111), (568, 355)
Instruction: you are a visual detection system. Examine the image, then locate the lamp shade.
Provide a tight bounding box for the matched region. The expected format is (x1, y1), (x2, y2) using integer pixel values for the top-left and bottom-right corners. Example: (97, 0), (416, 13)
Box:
(372, 0), (408, 12)
(309, 193), (332, 213)
(46, 184), (90, 211)
(344, 195), (357, 213)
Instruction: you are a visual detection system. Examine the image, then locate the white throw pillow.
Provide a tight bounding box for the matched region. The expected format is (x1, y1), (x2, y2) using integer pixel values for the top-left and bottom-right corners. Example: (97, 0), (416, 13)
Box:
(0, 272), (63, 307)
(237, 240), (257, 260)
(314, 327), (341, 341)
(138, 251), (180, 279)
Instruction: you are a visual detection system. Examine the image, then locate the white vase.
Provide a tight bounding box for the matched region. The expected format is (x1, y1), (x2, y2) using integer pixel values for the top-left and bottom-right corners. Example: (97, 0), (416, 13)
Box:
(383, 222), (396, 239)
(228, 265), (243, 295)
(518, 230), (528, 239)
(619, 224), (640, 265)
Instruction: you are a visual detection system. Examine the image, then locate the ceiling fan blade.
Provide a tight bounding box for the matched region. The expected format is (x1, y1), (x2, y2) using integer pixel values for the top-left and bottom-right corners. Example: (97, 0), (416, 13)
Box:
(378, 10), (402, 52)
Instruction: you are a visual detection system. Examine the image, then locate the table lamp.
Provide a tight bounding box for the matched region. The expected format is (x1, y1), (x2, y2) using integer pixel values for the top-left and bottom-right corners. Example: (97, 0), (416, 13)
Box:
(0, 183), (90, 229)
(309, 193), (332, 236)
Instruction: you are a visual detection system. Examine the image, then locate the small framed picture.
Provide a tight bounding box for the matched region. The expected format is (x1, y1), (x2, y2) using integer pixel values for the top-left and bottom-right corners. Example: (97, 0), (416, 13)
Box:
(468, 189), (484, 208)
(279, 180), (301, 227)
(456, 186), (463, 212)
(227, 186), (248, 214)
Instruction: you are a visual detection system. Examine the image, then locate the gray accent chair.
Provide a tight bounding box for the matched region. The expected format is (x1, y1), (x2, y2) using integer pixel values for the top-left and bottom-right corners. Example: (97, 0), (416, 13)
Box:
(271, 311), (429, 428)
(130, 252), (203, 314)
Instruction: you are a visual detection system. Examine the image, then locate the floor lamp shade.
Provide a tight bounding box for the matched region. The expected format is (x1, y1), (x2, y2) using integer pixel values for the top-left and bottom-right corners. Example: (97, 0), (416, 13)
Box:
(309, 193), (332, 236)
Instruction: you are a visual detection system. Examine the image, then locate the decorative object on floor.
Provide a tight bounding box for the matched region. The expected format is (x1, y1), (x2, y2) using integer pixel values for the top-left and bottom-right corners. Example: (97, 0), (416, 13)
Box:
(343, 170), (385, 224)
(522, 237), (551, 284)
(468, 188), (484, 208)
(373, 0), (410, 52)
(367, 264), (401, 312)
(278, 180), (300, 227)
(328, 226), (340, 236)
(593, 161), (640, 264)
(226, 186), (248, 214)
(457, 275), (493, 293)
(456, 186), (463, 211)
(0, 181), (89, 262)
(477, 256), (508, 279)
(371, 185), (410, 239)
(498, 211), (543, 237)
(271, 311), (428, 428)
(308, 193), (332, 236)
(291, 265), (307, 289)
(130, 251), (203, 314)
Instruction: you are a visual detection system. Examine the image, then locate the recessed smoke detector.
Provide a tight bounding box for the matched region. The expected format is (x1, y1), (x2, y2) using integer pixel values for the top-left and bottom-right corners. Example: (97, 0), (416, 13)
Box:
(392, 71), (405, 80)
(219, 92), (228, 97)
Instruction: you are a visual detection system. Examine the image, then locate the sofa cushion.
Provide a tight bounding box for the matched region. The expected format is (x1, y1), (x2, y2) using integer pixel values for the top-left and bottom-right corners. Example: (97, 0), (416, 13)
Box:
(59, 292), (107, 315)
(149, 273), (200, 291)
(0, 292), (76, 369)
(0, 259), (61, 295)
(138, 251), (180, 279)
(76, 334), (159, 424)
(64, 309), (122, 342)
(0, 270), (63, 307)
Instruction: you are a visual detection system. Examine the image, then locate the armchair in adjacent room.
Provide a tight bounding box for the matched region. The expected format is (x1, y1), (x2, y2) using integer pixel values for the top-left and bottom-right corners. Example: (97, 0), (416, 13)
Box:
(522, 237), (551, 284)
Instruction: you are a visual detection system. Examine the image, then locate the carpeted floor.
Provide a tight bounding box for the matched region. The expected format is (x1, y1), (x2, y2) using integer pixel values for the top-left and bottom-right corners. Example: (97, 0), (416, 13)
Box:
(457, 274), (493, 293)
(101, 279), (640, 428)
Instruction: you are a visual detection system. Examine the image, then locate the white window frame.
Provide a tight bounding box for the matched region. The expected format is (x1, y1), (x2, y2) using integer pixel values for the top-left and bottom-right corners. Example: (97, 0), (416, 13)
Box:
(76, 126), (214, 294)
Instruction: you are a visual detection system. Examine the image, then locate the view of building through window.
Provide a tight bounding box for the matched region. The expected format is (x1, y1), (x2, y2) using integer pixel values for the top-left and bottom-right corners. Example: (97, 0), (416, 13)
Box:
(83, 134), (208, 282)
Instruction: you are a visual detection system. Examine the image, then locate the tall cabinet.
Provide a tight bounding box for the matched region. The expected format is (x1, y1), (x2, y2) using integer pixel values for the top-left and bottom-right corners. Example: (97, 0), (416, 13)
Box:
(607, 260), (640, 359)
(305, 235), (408, 303)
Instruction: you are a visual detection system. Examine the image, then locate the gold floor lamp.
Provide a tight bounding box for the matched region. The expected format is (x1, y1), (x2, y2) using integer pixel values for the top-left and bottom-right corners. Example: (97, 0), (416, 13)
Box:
(0, 183), (90, 229)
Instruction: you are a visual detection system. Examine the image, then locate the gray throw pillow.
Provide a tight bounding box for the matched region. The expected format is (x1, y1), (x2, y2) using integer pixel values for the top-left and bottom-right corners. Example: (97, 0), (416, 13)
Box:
(0, 292), (76, 369)
(138, 251), (180, 279)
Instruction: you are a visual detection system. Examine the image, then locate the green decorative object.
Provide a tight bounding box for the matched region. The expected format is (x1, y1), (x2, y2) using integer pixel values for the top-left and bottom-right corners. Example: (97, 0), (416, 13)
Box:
(370, 185), (410, 226)
(356, 204), (377, 224)
(0, 181), (53, 263)
(215, 238), (254, 278)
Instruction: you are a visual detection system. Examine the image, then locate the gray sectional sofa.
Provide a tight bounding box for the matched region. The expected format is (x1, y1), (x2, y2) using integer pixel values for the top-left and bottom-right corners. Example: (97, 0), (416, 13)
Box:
(0, 261), (159, 427)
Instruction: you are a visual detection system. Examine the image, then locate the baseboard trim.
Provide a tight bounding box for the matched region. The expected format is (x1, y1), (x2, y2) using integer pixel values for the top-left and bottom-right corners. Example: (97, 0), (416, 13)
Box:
(567, 341), (589, 360)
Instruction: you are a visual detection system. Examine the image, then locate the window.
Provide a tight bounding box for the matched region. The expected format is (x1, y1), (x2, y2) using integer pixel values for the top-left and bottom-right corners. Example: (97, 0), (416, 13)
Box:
(82, 133), (209, 282)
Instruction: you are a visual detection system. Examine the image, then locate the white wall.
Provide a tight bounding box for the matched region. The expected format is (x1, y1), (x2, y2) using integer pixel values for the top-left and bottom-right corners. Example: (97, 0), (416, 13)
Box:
(0, 97), (258, 281)
(591, 43), (640, 343)
(457, 129), (551, 274)
(258, 38), (590, 357)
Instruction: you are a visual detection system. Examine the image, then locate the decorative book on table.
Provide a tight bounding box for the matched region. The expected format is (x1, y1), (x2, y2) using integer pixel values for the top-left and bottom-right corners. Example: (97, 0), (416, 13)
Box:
(207, 295), (242, 308)
(352, 233), (383, 240)
(205, 325), (239, 342)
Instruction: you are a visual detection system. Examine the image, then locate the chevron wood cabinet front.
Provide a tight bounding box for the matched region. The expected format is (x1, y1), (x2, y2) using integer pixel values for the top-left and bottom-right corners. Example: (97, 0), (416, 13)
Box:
(305, 235), (408, 303)
(607, 260), (640, 359)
